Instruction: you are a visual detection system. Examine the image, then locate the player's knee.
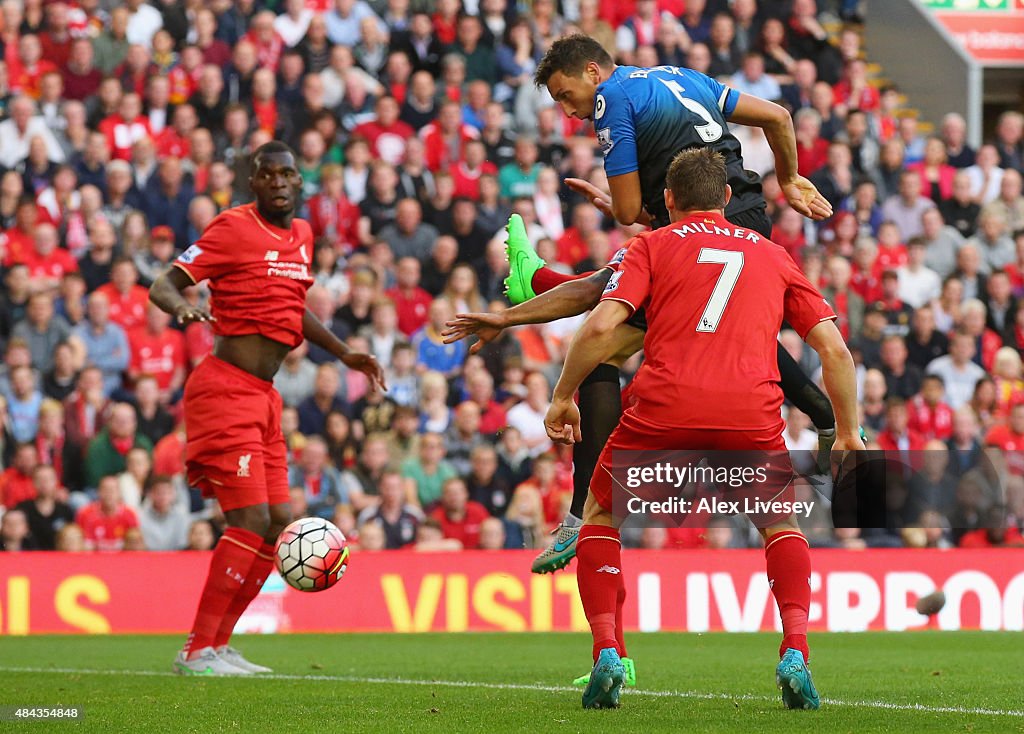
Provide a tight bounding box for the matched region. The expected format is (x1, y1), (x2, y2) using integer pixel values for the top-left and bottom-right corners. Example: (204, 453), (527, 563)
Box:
(226, 503), (272, 537)
(760, 515), (801, 540)
(265, 503), (293, 542)
(582, 493), (617, 528)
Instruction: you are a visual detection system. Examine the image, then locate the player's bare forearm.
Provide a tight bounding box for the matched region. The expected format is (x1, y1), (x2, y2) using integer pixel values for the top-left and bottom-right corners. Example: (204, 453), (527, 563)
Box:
(302, 309), (352, 359)
(805, 321), (861, 443)
(607, 172), (646, 226)
(303, 309), (387, 389)
(729, 94), (832, 220)
(507, 272), (610, 325)
(149, 267), (213, 324)
(728, 94), (798, 184)
(552, 300), (631, 402)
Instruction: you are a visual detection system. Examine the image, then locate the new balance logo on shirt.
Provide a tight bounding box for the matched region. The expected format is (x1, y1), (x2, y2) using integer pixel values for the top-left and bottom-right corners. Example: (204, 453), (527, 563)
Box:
(264, 250), (279, 261)
(596, 565), (621, 574)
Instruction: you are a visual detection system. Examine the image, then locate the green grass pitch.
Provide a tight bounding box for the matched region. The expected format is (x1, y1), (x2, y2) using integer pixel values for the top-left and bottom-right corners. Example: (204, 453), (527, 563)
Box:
(2, 632), (1022, 733)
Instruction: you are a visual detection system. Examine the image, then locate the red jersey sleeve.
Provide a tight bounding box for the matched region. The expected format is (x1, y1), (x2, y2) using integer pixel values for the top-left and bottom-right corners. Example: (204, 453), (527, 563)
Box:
(172, 214), (235, 283)
(600, 237), (651, 314)
(781, 255), (837, 339)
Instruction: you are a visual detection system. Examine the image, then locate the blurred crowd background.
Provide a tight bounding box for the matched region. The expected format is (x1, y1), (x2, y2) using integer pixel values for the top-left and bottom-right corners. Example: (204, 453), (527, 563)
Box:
(0, 0), (1022, 555)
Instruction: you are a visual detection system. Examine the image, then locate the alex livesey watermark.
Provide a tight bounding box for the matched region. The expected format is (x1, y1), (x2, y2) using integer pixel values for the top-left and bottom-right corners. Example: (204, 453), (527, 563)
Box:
(608, 448), (1022, 534)
(624, 495), (817, 519)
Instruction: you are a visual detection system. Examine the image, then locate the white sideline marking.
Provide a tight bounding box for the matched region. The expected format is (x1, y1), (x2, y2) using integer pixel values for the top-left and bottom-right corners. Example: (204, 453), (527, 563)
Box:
(1, 666), (1022, 718)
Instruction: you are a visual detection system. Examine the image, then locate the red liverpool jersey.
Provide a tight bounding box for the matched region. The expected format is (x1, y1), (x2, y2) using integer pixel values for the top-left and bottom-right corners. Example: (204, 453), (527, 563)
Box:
(173, 203), (314, 348)
(601, 212), (836, 431)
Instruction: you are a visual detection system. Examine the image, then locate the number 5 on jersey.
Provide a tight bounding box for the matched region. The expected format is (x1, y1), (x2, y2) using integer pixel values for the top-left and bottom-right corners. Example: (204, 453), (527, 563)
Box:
(658, 79), (723, 143)
(696, 248), (743, 333)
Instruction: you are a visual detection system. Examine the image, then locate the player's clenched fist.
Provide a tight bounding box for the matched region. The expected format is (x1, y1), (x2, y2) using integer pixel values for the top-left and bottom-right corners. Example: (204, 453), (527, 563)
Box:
(341, 352), (387, 391)
(173, 305), (215, 324)
(545, 397), (582, 445)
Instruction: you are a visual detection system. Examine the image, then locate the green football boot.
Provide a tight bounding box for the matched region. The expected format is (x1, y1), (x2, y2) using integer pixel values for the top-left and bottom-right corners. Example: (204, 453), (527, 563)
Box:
(503, 213), (545, 305)
(574, 656), (636, 688)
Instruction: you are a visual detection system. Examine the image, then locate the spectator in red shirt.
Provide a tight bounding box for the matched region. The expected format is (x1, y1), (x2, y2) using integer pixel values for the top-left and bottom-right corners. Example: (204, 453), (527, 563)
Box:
(0, 443), (39, 509)
(40, 1), (73, 69)
(385, 257), (433, 337)
(430, 476), (490, 549)
(451, 139), (497, 201)
(907, 375), (954, 441)
(420, 99), (479, 172)
(156, 104), (198, 160)
(307, 164), (361, 252)
(770, 206), (808, 264)
(19, 223), (78, 291)
(3, 202), (40, 267)
(11, 34), (59, 99)
(876, 397), (928, 453)
(875, 221), (909, 275)
(908, 137), (956, 204)
(352, 95), (415, 166)
(556, 202), (601, 268)
(833, 59), (880, 114)
(95, 258), (149, 332)
(128, 303), (186, 401)
(822, 255), (865, 341)
(99, 92), (151, 161)
(245, 10), (285, 72)
(465, 369), (509, 436)
(984, 401), (1024, 476)
(62, 38), (103, 101)
(75, 474), (140, 551)
(795, 108), (829, 178)
(958, 505), (1024, 548)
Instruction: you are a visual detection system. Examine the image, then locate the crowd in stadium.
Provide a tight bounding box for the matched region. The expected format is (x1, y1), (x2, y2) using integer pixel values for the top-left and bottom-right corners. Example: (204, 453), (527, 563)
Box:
(0, 0), (1022, 555)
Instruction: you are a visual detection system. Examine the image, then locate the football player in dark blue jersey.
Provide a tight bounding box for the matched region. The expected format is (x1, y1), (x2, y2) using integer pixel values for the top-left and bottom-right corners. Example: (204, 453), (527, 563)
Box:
(488, 36), (837, 585)
(537, 34), (832, 231)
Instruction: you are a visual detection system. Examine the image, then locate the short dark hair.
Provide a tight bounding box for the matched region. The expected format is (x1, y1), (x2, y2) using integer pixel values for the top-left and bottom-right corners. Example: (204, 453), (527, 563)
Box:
(666, 148), (728, 212)
(534, 34), (613, 88)
(252, 140), (295, 169)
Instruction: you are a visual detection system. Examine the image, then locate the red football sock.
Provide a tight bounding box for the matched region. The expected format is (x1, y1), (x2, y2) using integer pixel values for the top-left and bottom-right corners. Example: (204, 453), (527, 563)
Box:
(765, 530), (811, 662)
(531, 267), (594, 295)
(213, 542), (276, 648)
(183, 527), (262, 658)
(614, 575), (628, 659)
(576, 524), (623, 662)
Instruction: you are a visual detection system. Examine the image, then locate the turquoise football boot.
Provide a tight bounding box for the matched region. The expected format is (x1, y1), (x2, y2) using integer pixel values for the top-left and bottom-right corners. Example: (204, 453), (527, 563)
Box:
(581, 648), (626, 709)
(776, 648), (821, 710)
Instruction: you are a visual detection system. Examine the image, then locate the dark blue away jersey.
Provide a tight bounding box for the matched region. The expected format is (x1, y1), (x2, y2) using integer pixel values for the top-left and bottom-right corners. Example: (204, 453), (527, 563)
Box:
(594, 65), (765, 228)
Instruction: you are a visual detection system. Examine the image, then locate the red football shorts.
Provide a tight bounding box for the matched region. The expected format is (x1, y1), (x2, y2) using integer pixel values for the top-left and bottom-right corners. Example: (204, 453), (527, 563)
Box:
(183, 354), (289, 512)
(589, 409), (794, 528)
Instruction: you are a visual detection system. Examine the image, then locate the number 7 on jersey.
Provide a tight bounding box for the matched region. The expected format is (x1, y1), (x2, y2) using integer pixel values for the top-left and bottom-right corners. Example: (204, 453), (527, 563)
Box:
(696, 248), (743, 333)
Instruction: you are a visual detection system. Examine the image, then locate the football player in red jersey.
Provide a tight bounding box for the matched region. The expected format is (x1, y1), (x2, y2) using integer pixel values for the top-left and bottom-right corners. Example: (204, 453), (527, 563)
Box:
(544, 149), (863, 710)
(149, 141), (385, 676)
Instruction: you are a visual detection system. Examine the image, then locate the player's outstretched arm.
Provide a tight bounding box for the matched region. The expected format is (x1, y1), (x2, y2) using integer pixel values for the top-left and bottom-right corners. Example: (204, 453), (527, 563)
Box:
(149, 266), (214, 324)
(727, 94), (833, 221)
(302, 309), (387, 391)
(564, 177), (652, 227)
(804, 320), (864, 451)
(545, 299), (631, 445)
(442, 271), (612, 354)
